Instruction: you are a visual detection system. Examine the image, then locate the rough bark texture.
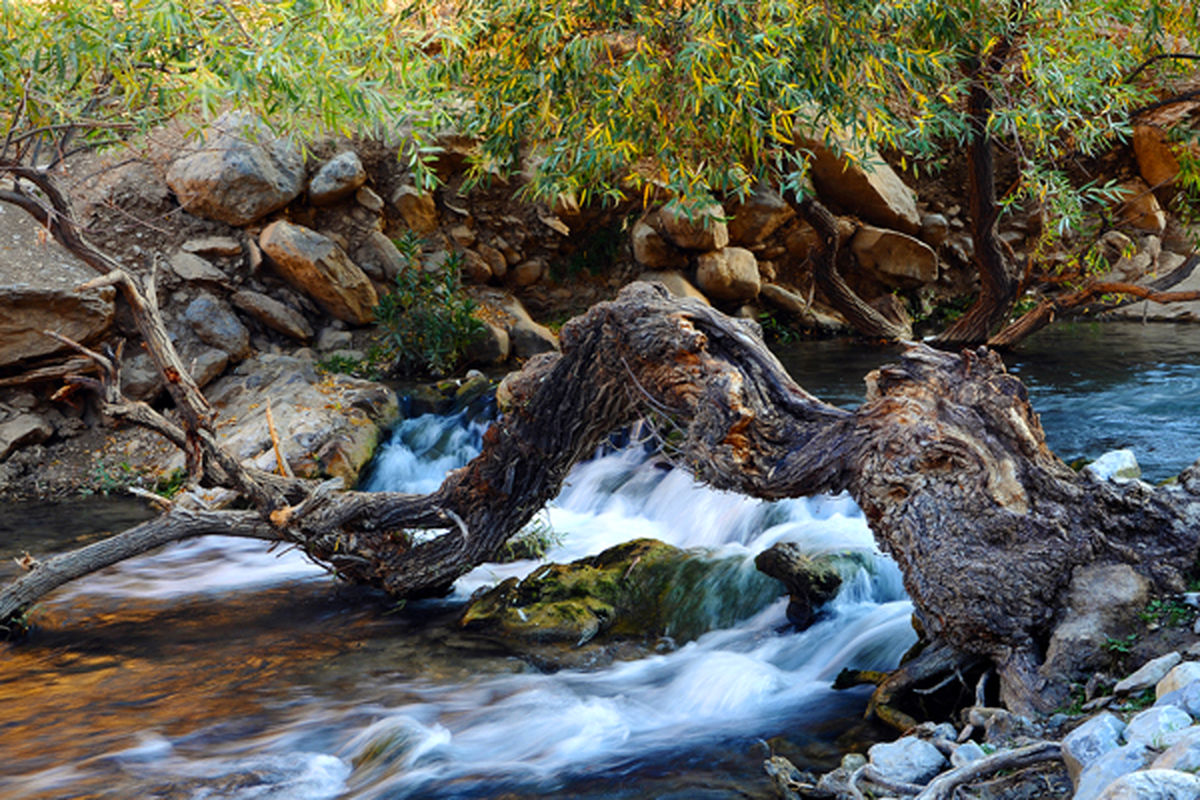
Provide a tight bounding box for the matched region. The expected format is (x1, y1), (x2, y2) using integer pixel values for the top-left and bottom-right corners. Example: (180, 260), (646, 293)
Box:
(4, 263), (1200, 717)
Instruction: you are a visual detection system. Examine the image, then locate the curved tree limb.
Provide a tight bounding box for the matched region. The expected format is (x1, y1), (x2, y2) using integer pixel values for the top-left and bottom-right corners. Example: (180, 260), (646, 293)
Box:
(915, 741), (1062, 800)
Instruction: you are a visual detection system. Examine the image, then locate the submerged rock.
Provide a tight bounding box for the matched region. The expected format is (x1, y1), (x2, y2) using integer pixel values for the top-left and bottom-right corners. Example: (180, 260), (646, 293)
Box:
(460, 538), (778, 651)
(753, 542), (844, 628)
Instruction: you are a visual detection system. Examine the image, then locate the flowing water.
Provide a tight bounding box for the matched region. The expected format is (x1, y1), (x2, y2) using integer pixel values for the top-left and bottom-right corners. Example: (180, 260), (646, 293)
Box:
(2, 321), (1199, 799)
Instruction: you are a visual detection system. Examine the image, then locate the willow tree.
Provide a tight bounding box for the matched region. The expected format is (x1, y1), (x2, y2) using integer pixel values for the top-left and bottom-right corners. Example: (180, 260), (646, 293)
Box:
(440, 0), (1200, 343)
(4, 0), (1200, 732)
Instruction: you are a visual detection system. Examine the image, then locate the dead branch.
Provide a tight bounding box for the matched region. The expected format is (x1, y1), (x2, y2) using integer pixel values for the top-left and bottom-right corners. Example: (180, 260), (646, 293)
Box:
(915, 741), (1062, 800)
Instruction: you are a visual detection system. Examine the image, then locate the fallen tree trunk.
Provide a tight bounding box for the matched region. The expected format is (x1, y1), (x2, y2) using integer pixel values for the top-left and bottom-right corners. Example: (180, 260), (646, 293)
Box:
(4, 279), (1200, 722)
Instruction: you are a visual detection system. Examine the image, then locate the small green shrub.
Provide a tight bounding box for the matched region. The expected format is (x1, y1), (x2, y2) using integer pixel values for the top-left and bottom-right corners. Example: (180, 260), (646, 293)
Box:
(375, 233), (484, 377)
(496, 514), (566, 562)
(1139, 597), (1197, 628)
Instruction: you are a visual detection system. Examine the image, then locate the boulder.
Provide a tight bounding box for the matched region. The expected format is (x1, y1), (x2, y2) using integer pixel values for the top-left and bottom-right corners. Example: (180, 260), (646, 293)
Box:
(1116, 652), (1184, 695)
(155, 354), (398, 490)
(655, 203), (729, 251)
(168, 251), (228, 285)
(120, 350), (165, 401)
(0, 413), (53, 461)
(695, 247), (761, 302)
(1063, 713), (1127, 783)
(920, 213), (951, 247)
(230, 290), (313, 342)
(850, 225), (938, 287)
(183, 294), (251, 359)
(185, 346), (230, 389)
(259, 220), (378, 324)
(308, 151), (366, 205)
(510, 258), (544, 286)
(754, 543), (843, 628)
(759, 284), (848, 333)
(726, 188), (795, 246)
(1133, 125), (1182, 194)
(1123, 705), (1193, 749)
(867, 736), (947, 785)
(1110, 255), (1200, 322)
(464, 319), (510, 366)
(1115, 179), (1168, 234)
(1158, 662), (1200, 699)
(1152, 727), (1200, 772)
(1094, 769), (1200, 800)
(460, 538), (779, 647)
(0, 206), (115, 367)
(471, 290), (559, 359)
(351, 231), (407, 284)
(165, 111), (304, 225)
(476, 242), (508, 279)
(1041, 564), (1151, 681)
(1073, 743), (1151, 800)
(392, 184), (439, 234)
(632, 218), (687, 269)
(461, 249), (494, 284)
(355, 186), (384, 213)
(795, 132), (920, 234)
(637, 270), (710, 305)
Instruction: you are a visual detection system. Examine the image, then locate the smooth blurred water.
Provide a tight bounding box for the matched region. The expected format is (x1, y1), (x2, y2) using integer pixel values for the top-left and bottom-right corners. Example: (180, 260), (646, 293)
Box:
(1, 320), (1197, 800)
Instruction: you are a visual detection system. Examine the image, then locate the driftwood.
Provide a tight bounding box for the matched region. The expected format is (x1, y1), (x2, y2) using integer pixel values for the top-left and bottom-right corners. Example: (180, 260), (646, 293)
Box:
(3, 163), (1200, 724)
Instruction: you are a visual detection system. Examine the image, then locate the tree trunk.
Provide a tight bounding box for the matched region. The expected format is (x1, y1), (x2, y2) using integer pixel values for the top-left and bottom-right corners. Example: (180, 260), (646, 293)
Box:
(4, 277), (1200, 717)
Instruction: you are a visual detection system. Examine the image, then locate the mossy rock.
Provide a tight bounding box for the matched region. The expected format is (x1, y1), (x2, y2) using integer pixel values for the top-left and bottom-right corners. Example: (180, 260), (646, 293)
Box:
(460, 538), (780, 648)
(754, 542), (846, 628)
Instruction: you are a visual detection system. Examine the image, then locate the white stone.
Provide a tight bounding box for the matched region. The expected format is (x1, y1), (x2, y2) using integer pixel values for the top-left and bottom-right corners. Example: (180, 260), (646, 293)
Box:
(1094, 768), (1200, 799)
(1083, 449), (1142, 482)
(695, 247), (761, 302)
(1063, 713), (1127, 783)
(1151, 727), (1200, 772)
(867, 736), (947, 786)
(1115, 652), (1183, 695)
(1124, 705), (1193, 749)
(1073, 742), (1150, 800)
(1158, 662), (1200, 699)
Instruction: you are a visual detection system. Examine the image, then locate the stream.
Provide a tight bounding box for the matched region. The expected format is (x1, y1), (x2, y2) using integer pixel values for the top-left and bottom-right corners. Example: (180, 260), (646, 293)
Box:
(2, 321), (1199, 799)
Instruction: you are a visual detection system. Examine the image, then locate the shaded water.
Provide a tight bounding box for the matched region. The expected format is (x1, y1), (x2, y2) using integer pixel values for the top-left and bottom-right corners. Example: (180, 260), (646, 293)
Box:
(2, 320), (1199, 799)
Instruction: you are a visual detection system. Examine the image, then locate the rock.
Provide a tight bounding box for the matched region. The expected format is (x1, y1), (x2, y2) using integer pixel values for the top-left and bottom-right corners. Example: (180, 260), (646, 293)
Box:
(168, 251), (228, 285)
(1063, 713), (1126, 782)
(784, 221), (822, 260)
(181, 236), (242, 257)
(950, 741), (985, 768)
(920, 213), (950, 247)
(476, 243), (508, 279)
(460, 538), (779, 648)
(186, 347), (229, 388)
(316, 328), (353, 353)
(0, 414), (53, 461)
(1094, 768), (1200, 800)
(473, 291), (558, 359)
(632, 218), (688, 269)
(351, 231), (407, 284)
(355, 186), (384, 213)
(866, 736), (947, 785)
(182, 294), (250, 359)
(1042, 565), (1151, 682)
(727, 188), (795, 246)
(153, 354), (398, 492)
(464, 320), (510, 365)
(165, 111), (304, 225)
(461, 249), (494, 283)
(1074, 743), (1151, 800)
(1158, 663), (1200, 699)
(759, 284), (848, 333)
(510, 258), (544, 286)
(754, 543), (843, 629)
(0, 207), (116, 368)
(307, 151), (366, 205)
(1158, 680), (1200, 718)
(1116, 652), (1184, 695)
(392, 184), (439, 235)
(449, 224), (476, 247)
(259, 221), (378, 325)
(655, 203), (729, 251)
(794, 132), (920, 234)
(637, 270), (710, 305)
(695, 247), (761, 302)
(1125, 705), (1193, 749)
(1133, 125), (1182, 194)
(1115, 179), (1168, 234)
(1152, 727), (1200, 771)
(120, 350), (165, 401)
(230, 290), (312, 342)
(1084, 449), (1142, 482)
(849, 225), (938, 287)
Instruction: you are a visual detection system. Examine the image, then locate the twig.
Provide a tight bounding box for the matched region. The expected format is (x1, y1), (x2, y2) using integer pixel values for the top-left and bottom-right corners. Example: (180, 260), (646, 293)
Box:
(915, 741), (1062, 800)
(264, 398), (295, 477)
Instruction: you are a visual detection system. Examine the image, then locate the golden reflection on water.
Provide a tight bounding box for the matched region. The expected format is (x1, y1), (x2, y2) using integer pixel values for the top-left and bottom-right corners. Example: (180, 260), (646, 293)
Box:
(0, 584), (373, 775)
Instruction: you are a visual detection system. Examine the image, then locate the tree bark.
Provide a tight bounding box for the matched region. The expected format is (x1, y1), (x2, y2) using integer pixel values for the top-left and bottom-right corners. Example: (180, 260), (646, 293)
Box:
(4, 271), (1200, 719)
